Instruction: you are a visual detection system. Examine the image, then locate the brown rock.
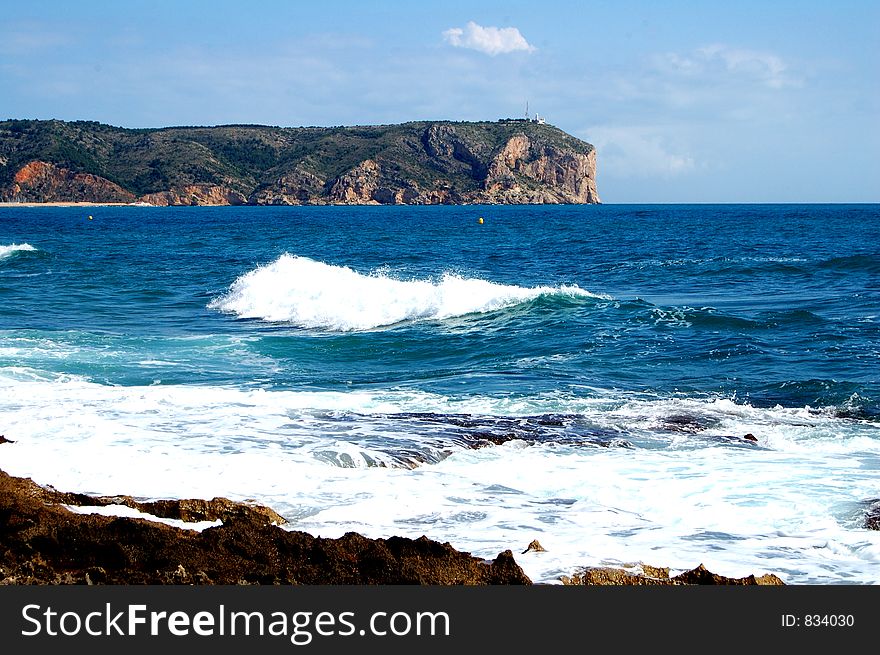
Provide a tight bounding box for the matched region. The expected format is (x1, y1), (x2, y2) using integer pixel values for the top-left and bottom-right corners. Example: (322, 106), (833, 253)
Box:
(0, 469), (531, 585)
(0, 435), (14, 444)
(744, 433), (758, 442)
(248, 168), (327, 205)
(522, 539), (547, 554)
(140, 184), (246, 206)
(5, 161), (135, 203)
(328, 160), (381, 204)
(560, 562), (784, 586)
(479, 135), (599, 204)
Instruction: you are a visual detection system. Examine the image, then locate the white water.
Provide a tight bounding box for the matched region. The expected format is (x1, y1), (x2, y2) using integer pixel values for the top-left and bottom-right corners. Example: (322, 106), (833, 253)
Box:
(1, 370), (878, 584)
(64, 504), (222, 532)
(208, 254), (605, 330)
(0, 243), (37, 259)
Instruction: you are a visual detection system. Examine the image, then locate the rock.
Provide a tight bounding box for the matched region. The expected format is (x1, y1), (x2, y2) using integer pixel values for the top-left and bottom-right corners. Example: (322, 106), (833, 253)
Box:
(0, 469), (531, 585)
(0, 435), (14, 444)
(560, 562), (784, 586)
(744, 433), (758, 442)
(864, 499), (880, 530)
(481, 136), (599, 204)
(4, 161), (135, 203)
(328, 159), (381, 204)
(139, 184), (247, 206)
(522, 539), (547, 554)
(248, 168), (327, 205)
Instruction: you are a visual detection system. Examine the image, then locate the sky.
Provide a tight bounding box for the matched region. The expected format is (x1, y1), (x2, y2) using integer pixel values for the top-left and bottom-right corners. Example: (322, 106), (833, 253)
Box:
(1, 0), (878, 203)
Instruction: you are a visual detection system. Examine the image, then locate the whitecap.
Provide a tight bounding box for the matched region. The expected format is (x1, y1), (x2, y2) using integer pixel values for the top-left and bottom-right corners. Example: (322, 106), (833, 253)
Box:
(208, 254), (606, 330)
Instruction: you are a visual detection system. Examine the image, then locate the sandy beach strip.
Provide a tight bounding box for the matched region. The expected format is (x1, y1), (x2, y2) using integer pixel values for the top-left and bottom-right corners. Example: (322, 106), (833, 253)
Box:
(0, 201), (154, 207)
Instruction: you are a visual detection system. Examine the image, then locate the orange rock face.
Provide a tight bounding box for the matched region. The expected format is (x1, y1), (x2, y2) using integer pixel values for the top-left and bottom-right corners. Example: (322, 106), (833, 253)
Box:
(6, 161), (136, 203)
(139, 184), (247, 206)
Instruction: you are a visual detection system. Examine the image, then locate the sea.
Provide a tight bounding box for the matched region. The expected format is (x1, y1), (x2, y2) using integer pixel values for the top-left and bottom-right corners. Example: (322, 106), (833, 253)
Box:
(1, 203), (879, 584)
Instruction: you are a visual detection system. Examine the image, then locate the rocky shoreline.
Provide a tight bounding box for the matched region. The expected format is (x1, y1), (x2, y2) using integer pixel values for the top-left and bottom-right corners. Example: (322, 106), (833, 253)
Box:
(1, 463), (792, 586)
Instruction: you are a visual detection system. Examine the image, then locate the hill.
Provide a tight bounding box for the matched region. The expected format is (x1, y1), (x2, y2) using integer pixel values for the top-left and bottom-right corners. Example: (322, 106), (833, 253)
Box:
(0, 119), (599, 205)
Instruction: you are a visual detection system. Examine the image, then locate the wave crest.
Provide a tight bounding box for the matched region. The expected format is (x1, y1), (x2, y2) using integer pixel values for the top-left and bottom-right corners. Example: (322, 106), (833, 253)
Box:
(0, 243), (37, 259)
(208, 254), (604, 331)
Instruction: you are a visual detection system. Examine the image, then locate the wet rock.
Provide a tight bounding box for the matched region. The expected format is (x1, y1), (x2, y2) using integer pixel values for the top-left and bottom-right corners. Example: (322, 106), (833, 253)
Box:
(662, 414), (716, 433)
(0, 469), (531, 585)
(864, 499), (880, 530)
(744, 433), (758, 442)
(522, 539), (547, 554)
(0, 435), (13, 444)
(560, 562), (784, 586)
(673, 564), (784, 585)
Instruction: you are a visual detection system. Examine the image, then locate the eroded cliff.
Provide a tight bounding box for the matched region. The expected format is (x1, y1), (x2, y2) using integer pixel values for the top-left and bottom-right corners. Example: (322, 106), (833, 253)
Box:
(0, 119), (599, 206)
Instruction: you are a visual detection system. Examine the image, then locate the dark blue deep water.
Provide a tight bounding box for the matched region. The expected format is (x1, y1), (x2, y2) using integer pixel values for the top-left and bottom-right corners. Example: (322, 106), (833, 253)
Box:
(2, 204), (879, 410)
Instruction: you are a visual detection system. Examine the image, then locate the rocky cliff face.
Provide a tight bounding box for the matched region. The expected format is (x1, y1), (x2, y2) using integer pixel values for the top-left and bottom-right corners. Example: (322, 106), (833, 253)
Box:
(3, 161), (135, 203)
(480, 134), (599, 204)
(0, 119), (600, 206)
(141, 184), (247, 206)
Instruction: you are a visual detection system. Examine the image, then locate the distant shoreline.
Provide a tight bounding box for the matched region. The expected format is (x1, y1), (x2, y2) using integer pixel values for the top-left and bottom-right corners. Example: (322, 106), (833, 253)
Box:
(0, 202), (154, 207)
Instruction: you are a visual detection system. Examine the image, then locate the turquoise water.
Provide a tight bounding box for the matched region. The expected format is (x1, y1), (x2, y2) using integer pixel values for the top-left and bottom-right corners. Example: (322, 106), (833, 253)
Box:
(1, 204), (879, 583)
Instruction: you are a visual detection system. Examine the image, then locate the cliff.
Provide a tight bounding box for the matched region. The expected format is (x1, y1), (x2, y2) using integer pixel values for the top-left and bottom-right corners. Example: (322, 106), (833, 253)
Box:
(0, 119), (599, 205)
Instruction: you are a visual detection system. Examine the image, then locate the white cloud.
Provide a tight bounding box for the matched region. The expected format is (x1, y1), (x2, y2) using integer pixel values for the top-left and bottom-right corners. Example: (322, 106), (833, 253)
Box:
(586, 126), (696, 178)
(652, 44), (800, 89)
(442, 21), (535, 56)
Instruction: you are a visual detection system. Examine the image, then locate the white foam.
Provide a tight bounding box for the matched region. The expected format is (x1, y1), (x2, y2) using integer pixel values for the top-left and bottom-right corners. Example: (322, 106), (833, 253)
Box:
(208, 254), (604, 330)
(1, 374), (878, 584)
(63, 504), (221, 531)
(0, 243), (37, 259)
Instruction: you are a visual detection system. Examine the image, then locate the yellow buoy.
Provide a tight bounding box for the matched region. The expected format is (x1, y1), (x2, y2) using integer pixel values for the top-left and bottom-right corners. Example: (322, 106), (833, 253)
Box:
(478, 217), (484, 224)
(88, 215), (93, 220)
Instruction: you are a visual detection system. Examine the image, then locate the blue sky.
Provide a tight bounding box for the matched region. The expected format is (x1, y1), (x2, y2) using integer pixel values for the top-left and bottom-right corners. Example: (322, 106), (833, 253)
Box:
(2, 0), (877, 202)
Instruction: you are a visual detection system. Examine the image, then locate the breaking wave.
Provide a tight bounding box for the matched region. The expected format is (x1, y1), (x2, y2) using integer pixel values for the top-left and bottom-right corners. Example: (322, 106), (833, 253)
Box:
(0, 243), (37, 260)
(208, 254), (606, 331)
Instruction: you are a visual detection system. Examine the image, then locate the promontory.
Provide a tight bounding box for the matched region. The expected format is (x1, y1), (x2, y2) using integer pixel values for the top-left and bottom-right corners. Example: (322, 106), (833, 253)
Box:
(0, 119), (599, 206)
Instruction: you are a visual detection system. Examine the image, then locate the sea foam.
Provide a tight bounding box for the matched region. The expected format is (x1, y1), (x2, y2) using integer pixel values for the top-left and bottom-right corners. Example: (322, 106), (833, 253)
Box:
(0, 243), (37, 259)
(208, 254), (604, 330)
(2, 373), (878, 584)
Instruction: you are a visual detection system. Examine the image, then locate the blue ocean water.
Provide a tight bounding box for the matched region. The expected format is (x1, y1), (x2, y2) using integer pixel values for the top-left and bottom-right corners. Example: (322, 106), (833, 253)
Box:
(1, 204), (879, 583)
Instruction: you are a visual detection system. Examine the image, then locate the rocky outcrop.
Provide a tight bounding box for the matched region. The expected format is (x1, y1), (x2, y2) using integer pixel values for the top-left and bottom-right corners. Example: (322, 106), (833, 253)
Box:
(140, 184), (246, 206)
(328, 159), (381, 204)
(3, 161), (135, 203)
(320, 128), (599, 206)
(560, 563), (785, 586)
(0, 469), (531, 585)
(248, 168), (327, 205)
(864, 499), (880, 530)
(0, 119), (600, 206)
(481, 138), (600, 204)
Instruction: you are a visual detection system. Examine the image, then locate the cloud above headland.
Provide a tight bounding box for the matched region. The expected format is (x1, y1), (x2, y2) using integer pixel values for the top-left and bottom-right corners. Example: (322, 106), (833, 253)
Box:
(442, 21), (535, 56)
(651, 44), (801, 90)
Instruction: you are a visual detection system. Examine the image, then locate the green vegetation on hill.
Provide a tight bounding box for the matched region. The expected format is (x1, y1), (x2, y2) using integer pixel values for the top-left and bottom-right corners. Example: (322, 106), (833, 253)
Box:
(0, 118), (598, 204)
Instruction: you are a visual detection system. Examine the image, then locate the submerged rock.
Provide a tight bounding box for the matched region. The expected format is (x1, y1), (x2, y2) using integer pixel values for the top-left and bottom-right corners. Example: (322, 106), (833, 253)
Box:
(864, 499), (880, 530)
